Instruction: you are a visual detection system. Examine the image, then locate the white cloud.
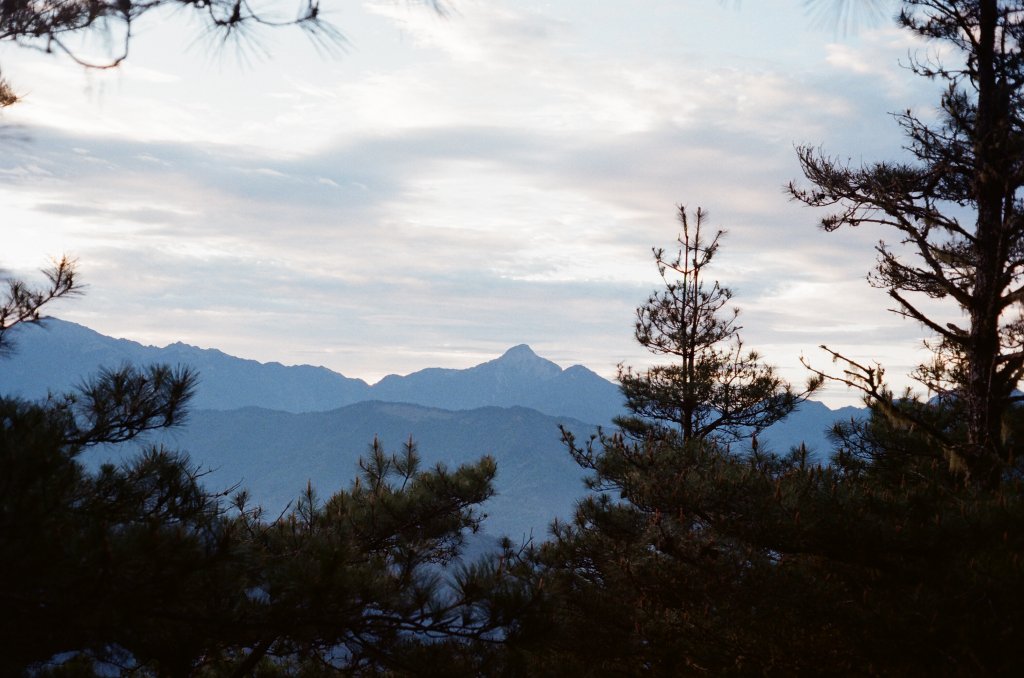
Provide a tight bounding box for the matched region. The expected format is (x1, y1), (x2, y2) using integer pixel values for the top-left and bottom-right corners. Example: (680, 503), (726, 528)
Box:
(0, 0), (961, 405)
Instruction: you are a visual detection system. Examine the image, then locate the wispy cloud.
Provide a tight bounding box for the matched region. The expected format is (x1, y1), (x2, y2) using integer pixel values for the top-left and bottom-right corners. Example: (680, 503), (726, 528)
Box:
(0, 1), (953, 405)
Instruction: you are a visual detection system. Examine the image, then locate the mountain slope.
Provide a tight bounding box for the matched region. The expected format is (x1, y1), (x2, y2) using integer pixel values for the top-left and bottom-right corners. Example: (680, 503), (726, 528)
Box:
(370, 344), (624, 425)
(107, 399), (862, 538)
(0, 319), (624, 423)
(1, 318), (864, 459)
(0, 319), (371, 412)
(756, 400), (866, 460)
(99, 401), (594, 539)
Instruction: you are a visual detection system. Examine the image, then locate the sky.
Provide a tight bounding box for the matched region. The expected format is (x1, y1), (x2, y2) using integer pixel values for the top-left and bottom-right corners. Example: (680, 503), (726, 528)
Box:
(0, 0), (963, 406)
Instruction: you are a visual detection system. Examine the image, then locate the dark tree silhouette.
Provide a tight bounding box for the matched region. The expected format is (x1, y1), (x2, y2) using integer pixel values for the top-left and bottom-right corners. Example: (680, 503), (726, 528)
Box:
(0, 270), (524, 673)
(516, 202), (1024, 676)
(791, 0), (1024, 487)
(616, 205), (819, 446)
(526, 207), (826, 674)
(0, 0), (447, 109)
(0, 0), (339, 67)
(0, 256), (79, 353)
(214, 438), (530, 675)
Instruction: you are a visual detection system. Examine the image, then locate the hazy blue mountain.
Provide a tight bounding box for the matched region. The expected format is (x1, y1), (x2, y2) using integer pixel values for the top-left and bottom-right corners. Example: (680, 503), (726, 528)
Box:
(0, 319), (371, 412)
(2, 319), (872, 537)
(1, 318), (865, 480)
(370, 344), (625, 425)
(756, 399), (866, 461)
(0, 319), (624, 424)
(96, 401), (595, 540)
(368, 349), (863, 456)
(91, 399), (863, 538)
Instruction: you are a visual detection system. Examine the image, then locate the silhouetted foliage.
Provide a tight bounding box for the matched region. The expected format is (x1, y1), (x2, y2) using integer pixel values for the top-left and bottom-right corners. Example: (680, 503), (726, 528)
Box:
(0, 268), (525, 675)
(792, 0), (1024, 488)
(0, 364), (219, 674)
(0, 0), (340, 69)
(615, 205), (819, 446)
(206, 438), (530, 675)
(519, 376), (1024, 674)
(0, 256), (79, 354)
(507, 209), (844, 673)
(0, 0), (447, 110)
(1, 379), (526, 674)
(502, 4), (1024, 673)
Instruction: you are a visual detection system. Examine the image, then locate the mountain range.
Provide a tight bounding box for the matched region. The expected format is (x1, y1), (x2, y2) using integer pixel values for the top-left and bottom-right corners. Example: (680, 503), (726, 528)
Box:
(0, 319), (624, 425)
(2, 318), (865, 536)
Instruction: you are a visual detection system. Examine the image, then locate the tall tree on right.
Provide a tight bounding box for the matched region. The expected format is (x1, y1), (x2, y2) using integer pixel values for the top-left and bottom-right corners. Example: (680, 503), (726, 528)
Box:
(791, 0), (1024, 487)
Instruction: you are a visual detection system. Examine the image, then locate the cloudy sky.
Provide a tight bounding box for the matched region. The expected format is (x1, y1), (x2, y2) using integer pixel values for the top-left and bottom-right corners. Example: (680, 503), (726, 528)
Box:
(0, 0), (961, 406)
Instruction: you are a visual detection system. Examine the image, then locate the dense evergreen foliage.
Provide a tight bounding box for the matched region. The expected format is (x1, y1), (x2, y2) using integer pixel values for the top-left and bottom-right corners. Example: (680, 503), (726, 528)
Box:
(517, 426), (1024, 675)
(503, 1), (1024, 674)
(1, 265), (529, 675)
(792, 0), (1024, 488)
(1, 375), (527, 674)
(5, 0), (1024, 675)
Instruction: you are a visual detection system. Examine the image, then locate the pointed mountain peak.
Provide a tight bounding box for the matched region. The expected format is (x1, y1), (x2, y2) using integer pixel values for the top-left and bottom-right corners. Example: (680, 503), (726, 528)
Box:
(500, 344), (539, 360)
(484, 344), (561, 379)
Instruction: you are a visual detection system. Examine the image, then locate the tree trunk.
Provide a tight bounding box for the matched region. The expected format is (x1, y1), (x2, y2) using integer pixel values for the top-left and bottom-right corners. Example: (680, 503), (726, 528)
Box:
(966, 0), (1004, 487)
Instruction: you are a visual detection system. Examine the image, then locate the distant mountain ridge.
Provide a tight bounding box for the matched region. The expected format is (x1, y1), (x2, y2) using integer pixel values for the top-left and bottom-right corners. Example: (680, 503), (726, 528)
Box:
(0, 319), (370, 413)
(1, 318), (865, 460)
(371, 344), (624, 425)
(0, 319), (625, 425)
(106, 401), (596, 539)
(5, 318), (868, 536)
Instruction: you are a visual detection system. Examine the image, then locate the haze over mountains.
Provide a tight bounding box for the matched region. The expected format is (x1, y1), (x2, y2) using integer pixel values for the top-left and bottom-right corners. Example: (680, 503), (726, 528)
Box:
(130, 402), (593, 539)
(0, 319), (624, 425)
(1, 318), (865, 536)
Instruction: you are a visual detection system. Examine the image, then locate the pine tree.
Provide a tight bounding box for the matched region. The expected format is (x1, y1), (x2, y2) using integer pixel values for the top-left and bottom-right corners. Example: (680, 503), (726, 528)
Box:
(515, 207), (833, 674)
(516, 37), (1024, 659)
(0, 362), (216, 673)
(616, 205), (819, 445)
(791, 0), (1024, 487)
(212, 438), (529, 675)
(0, 266), (525, 674)
(0, 0), (341, 87)
(0, 256), (78, 353)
